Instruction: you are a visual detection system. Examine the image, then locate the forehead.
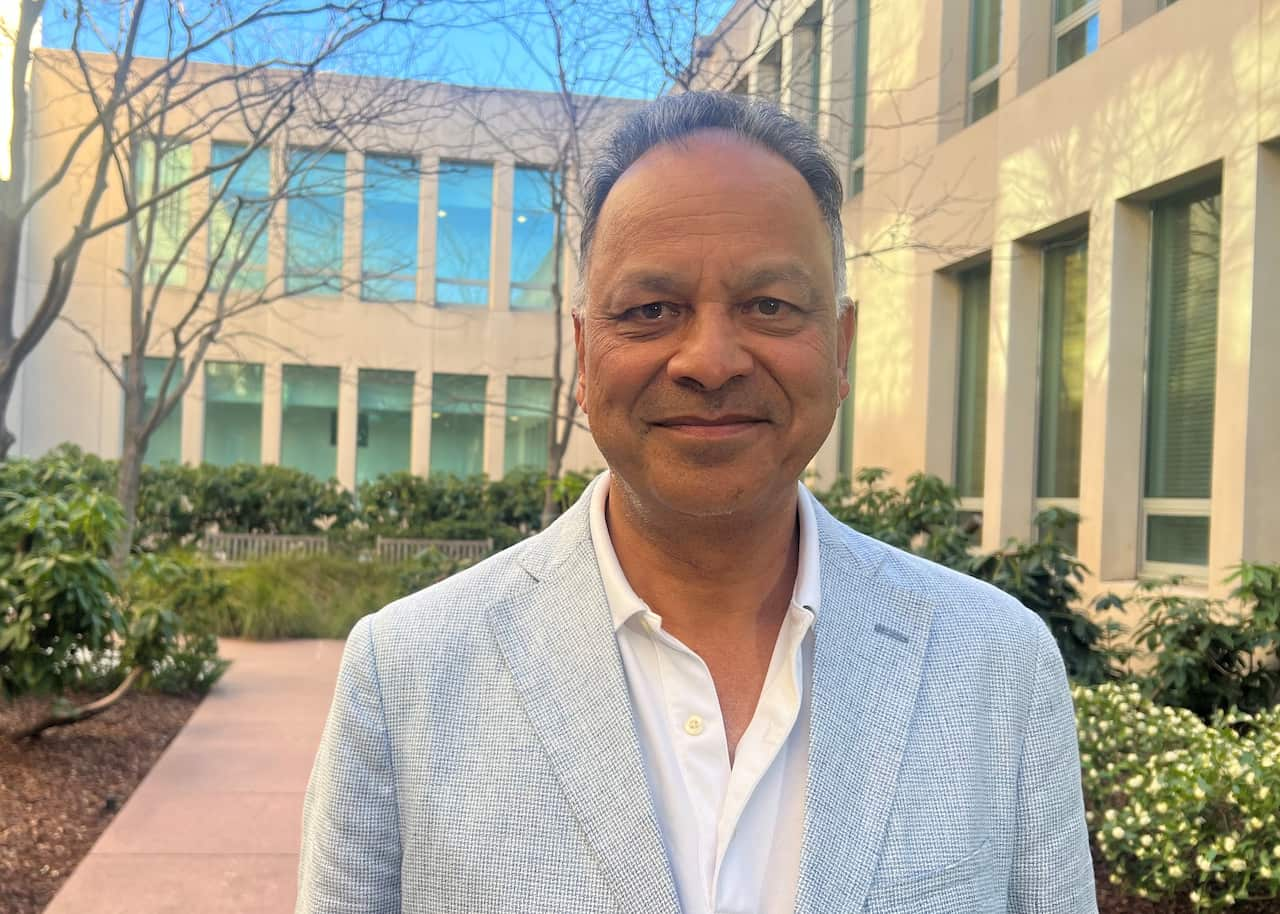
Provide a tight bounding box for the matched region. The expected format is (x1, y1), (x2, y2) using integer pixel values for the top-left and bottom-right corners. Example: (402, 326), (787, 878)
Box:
(587, 130), (833, 293)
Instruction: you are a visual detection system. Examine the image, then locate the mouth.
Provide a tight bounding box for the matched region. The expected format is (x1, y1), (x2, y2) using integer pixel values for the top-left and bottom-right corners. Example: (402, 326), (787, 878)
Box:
(651, 415), (768, 439)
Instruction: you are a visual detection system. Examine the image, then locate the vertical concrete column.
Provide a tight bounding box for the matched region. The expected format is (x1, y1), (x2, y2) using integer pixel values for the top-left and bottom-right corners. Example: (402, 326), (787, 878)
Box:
(1076, 199), (1148, 582)
(181, 363), (205, 465)
(1207, 144), (1280, 593)
(1113, 0), (1159, 34)
(934, 0), (969, 141)
(483, 372), (506, 481)
(982, 240), (1041, 550)
(261, 362), (283, 465)
(336, 363), (359, 489)
(490, 160), (514, 312)
(344, 150), (364, 302)
(410, 368), (433, 477)
(1000, 0), (1050, 101)
(418, 154), (440, 307)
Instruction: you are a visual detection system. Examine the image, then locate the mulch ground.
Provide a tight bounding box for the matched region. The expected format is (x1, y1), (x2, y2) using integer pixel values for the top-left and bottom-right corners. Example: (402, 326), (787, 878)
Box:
(0, 690), (201, 914)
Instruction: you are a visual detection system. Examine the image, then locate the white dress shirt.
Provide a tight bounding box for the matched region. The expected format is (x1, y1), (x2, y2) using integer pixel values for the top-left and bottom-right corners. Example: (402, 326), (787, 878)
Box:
(588, 472), (820, 914)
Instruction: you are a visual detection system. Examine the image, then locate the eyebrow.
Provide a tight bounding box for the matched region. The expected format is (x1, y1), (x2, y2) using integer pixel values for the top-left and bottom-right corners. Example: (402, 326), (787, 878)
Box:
(604, 262), (820, 306)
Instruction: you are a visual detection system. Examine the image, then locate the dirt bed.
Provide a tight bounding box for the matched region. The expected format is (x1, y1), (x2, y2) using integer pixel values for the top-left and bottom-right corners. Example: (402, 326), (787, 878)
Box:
(0, 690), (201, 914)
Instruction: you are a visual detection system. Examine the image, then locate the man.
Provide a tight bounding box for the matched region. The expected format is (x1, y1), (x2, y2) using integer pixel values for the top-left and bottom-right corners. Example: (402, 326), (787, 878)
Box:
(297, 92), (1097, 914)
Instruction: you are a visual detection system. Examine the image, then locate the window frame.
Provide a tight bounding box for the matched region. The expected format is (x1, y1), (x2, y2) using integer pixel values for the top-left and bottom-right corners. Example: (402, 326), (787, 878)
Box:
(966, 0), (1001, 125)
(360, 153), (422, 303)
(1051, 0), (1100, 74)
(434, 160), (495, 308)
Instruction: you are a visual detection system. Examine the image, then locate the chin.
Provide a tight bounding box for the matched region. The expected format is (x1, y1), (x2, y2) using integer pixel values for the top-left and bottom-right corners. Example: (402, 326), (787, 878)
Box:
(629, 465), (779, 520)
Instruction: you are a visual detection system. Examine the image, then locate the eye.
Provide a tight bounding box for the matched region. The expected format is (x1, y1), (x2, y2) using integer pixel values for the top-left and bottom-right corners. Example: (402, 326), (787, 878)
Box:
(752, 298), (787, 316)
(625, 302), (675, 320)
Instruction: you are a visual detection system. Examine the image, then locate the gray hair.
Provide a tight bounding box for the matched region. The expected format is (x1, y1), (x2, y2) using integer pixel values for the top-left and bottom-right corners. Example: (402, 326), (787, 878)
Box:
(576, 91), (848, 313)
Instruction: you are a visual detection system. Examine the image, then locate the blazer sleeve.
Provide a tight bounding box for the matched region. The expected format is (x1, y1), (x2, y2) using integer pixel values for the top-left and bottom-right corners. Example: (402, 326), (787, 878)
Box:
(1007, 622), (1099, 914)
(296, 614), (402, 914)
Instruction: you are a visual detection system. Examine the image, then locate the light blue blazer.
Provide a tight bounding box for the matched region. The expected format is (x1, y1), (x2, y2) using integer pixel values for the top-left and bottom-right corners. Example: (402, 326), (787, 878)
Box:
(297, 477), (1098, 913)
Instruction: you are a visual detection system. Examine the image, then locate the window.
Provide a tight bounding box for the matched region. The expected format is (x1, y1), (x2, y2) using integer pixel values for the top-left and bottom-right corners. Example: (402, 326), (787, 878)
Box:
(209, 142), (270, 291)
(504, 377), (551, 475)
(430, 373), (486, 477)
(1142, 185), (1221, 572)
(134, 139), (191, 286)
(955, 265), (990, 531)
(510, 167), (558, 311)
(281, 365), (340, 479)
(129, 356), (183, 465)
(848, 0), (870, 196)
(362, 155), (419, 302)
(435, 162), (492, 307)
(286, 149), (346, 295)
(203, 361), (263, 466)
(731, 76), (749, 95)
(757, 42), (782, 102)
(967, 0), (1001, 123)
(1036, 235), (1087, 553)
(357, 369), (413, 485)
(790, 2), (823, 130)
(836, 329), (857, 479)
(1052, 0), (1099, 73)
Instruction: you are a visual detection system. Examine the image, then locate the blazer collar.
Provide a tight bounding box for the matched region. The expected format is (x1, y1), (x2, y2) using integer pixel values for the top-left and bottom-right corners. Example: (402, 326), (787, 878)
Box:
(496, 476), (935, 914)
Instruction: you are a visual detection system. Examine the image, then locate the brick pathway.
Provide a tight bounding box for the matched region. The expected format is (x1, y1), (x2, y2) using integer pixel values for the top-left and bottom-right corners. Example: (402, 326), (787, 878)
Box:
(44, 638), (345, 914)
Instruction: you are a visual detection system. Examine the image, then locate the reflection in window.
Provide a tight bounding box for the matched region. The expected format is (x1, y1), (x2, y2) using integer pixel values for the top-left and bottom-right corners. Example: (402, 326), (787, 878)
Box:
(357, 369), (413, 484)
(1052, 0), (1099, 73)
(955, 264), (990, 500)
(504, 377), (551, 475)
(435, 163), (492, 306)
(286, 149), (346, 295)
(282, 364), (340, 480)
(790, 2), (823, 130)
(967, 0), (1001, 123)
(134, 139), (191, 286)
(203, 361), (263, 466)
(209, 143), (270, 291)
(430, 373), (486, 477)
(362, 155), (419, 302)
(511, 168), (558, 311)
(1143, 186), (1220, 569)
(134, 356), (183, 465)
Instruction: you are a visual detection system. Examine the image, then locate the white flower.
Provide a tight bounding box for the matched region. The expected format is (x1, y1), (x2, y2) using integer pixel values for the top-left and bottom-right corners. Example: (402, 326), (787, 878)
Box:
(1189, 891), (1201, 904)
(1228, 858), (1247, 872)
(1140, 835), (1153, 848)
(1224, 836), (1237, 852)
(1197, 855), (1212, 872)
(1111, 826), (1125, 840)
(1168, 864), (1183, 879)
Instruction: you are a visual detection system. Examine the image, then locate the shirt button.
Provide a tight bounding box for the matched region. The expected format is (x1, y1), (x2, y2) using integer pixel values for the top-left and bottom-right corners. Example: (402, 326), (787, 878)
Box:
(684, 714), (705, 736)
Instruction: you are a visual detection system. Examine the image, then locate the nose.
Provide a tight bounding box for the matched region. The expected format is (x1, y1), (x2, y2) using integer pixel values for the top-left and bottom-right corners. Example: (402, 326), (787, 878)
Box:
(665, 307), (754, 391)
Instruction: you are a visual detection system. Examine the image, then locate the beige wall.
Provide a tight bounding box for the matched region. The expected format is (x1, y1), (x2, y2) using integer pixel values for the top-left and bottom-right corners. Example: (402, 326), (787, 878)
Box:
(16, 51), (639, 486)
(703, 0), (1280, 596)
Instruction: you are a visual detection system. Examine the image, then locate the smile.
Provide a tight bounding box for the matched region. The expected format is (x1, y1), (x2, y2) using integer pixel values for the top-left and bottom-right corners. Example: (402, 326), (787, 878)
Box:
(652, 416), (768, 439)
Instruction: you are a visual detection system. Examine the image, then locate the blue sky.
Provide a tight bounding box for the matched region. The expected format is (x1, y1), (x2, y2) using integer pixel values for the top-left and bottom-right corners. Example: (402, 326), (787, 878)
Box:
(38, 0), (735, 100)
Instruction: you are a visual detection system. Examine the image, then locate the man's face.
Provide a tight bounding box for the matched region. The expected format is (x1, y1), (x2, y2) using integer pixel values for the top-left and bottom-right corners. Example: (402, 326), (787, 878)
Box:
(575, 129), (855, 519)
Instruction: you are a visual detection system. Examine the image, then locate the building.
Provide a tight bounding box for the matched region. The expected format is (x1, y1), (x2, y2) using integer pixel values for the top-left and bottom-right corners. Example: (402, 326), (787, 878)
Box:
(12, 47), (637, 488)
(695, 0), (1278, 597)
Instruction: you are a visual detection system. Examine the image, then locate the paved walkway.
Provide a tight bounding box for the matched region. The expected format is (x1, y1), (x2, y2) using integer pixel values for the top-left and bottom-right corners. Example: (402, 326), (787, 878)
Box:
(44, 638), (346, 914)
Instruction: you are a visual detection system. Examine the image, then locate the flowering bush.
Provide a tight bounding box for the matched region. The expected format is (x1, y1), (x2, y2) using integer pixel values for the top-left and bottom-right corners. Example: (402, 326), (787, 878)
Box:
(1076, 681), (1280, 909)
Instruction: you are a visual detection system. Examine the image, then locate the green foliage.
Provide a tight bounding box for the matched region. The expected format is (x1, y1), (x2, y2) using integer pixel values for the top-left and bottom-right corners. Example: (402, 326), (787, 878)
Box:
(1129, 568), (1280, 721)
(0, 452), (125, 698)
(1077, 681), (1280, 910)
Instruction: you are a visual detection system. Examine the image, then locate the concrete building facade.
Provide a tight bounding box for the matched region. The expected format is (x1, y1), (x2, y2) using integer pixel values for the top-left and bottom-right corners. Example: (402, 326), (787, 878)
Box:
(697, 0), (1279, 596)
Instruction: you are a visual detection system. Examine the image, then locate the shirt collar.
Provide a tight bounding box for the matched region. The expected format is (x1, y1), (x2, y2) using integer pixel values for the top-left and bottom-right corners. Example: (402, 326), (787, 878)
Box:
(588, 470), (822, 633)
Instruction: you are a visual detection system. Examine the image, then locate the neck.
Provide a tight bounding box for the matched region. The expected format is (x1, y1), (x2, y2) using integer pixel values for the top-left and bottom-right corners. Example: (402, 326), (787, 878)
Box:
(604, 474), (801, 642)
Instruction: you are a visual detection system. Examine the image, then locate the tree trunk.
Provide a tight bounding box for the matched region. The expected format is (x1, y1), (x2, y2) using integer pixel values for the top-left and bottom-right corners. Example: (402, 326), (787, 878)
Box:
(10, 666), (144, 742)
(113, 366), (147, 566)
(0, 208), (24, 461)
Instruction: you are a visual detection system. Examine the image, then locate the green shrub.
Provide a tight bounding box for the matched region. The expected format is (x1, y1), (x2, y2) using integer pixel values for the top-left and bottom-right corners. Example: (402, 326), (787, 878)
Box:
(0, 453), (125, 698)
(1128, 566), (1280, 720)
(1077, 681), (1280, 910)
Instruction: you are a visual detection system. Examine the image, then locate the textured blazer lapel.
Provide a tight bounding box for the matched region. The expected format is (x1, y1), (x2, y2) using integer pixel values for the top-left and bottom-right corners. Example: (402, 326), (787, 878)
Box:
(795, 511), (936, 914)
(487, 491), (681, 914)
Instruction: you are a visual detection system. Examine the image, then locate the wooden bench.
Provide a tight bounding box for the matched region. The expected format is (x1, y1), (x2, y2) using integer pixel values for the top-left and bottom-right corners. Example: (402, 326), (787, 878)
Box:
(199, 532), (494, 564)
(374, 536), (494, 563)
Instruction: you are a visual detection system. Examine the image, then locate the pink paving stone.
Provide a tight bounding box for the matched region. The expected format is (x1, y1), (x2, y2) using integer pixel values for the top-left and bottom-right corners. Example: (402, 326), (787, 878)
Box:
(43, 637), (348, 914)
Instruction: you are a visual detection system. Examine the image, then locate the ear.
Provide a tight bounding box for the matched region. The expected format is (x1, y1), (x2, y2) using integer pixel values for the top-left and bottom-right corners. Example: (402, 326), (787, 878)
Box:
(836, 297), (856, 401)
(573, 310), (589, 414)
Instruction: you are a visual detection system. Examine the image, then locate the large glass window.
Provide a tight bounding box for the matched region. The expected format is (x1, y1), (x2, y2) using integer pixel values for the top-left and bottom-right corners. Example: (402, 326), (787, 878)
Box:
(286, 149), (346, 295)
(848, 0), (870, 196)
(1036, 236), (1087, 552)
(430, 373), (486, 477)
(790, 3), (823, 130)
(1143, 185), (1221, 570)
(510, 167), (558, 311)
(435, 162), (492, 307)
(134, 356), (183, 465)
(1053, 0), (1099, 73)
(504, 376), (551, 475)
(967, 0), (1001, 123)
(203, 361), (263, 466)
(357, 369), (413, 485)
(955, 265), (990, 502)
(757, 42), (782, 101)
(362, 155), (419, 302)
(209, 143), (270, 291)
(134, 139), (191, 286)
(281, 365), (340, 479)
